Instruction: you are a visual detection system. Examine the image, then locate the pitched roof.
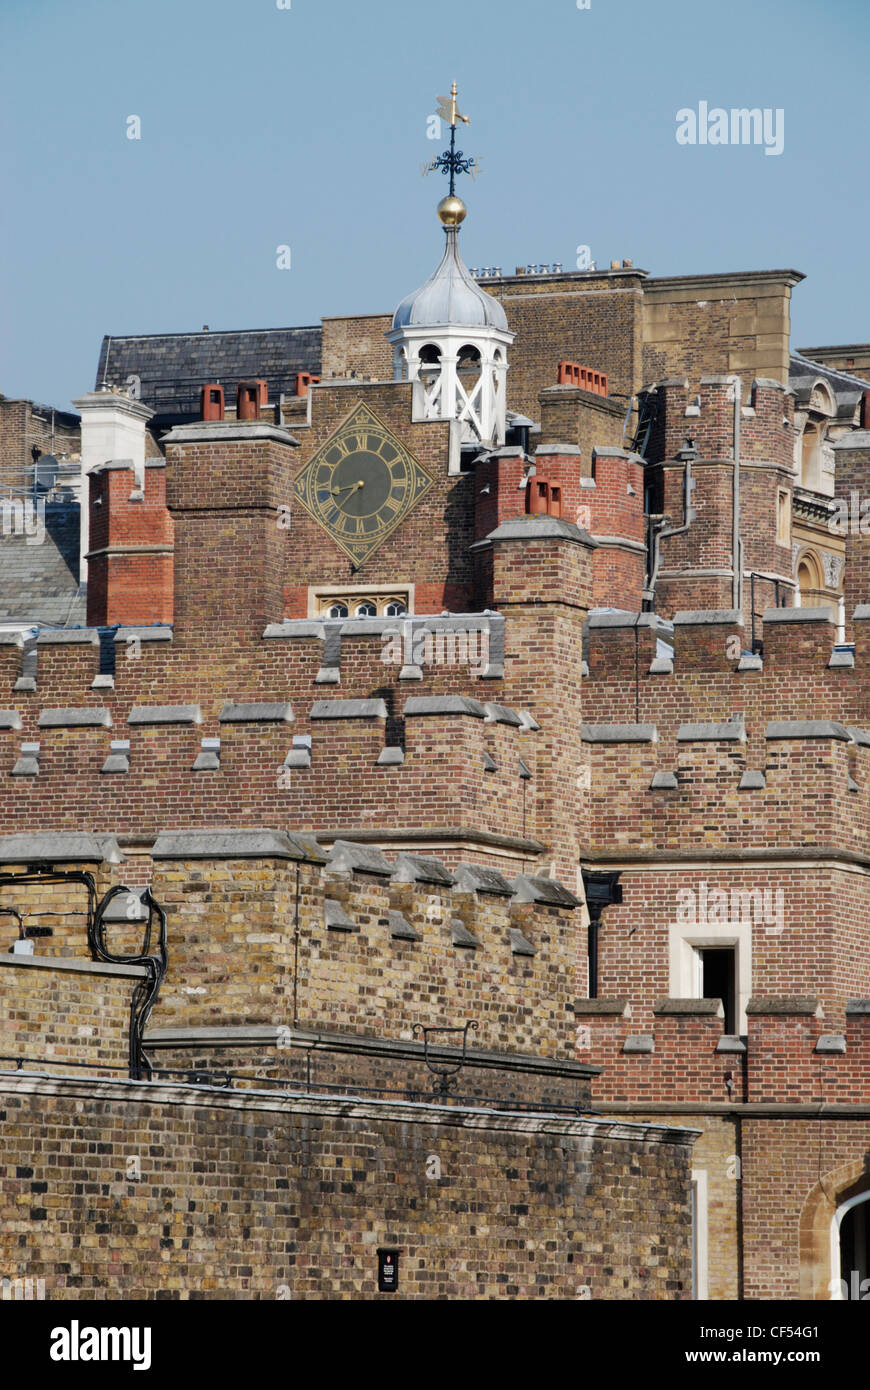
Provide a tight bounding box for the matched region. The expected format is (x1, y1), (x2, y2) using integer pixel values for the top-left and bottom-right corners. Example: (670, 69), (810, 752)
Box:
(95, 326), (322, 417)
(0, 504), (84, 627)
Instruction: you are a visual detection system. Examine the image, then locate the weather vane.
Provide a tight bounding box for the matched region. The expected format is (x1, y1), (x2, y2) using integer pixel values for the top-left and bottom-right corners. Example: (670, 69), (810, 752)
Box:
(422, 82), (481, 193)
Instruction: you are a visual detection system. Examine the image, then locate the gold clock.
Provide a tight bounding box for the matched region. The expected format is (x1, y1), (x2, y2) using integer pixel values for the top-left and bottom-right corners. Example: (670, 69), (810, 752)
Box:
(294, 402), (434, 567)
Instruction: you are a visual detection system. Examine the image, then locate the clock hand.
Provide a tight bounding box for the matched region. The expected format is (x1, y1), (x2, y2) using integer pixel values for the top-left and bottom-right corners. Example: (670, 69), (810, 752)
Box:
(332, 481), (366, 510)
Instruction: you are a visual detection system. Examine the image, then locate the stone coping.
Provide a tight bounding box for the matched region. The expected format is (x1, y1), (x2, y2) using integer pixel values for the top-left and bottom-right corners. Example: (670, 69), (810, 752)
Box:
(483, 702), (523, 727)
(38, 709), (112, 729)
(765, 720), (850, 741)
(678, 719), (745, 742)
(310, 699), (387, 720)
(453, 863), (515, 896)
(582, 724), (657, 743)
(833, 431), (870, 450)
(571, 999), (629, 1017)
(672, 609), (743, 626)
(404, 696), (486, 719)
(391, 853), (456, 887)
(0, 1073), (705, 1145)
(263, 613), (505, 642)
(745, 996), (821, 1016)
(653, 998), (724, 1016)
(219, 702), (293, 724)
(151, 829), (326, 863)
(487, 517), (594, 545)
(113, 627), (173, 644)
(761, 605), (835, 624)
(0, 832), (114, 864)
(128, 705), (202, 726)
(511, 874), (580, 908)
(328, 840), (393, 877)
(35, 629), (99, 646)
(160, 421), (299, 446)
(143, 1023), (600, 1080)
(0, 953), (147, 980)
(587, 611), (663, 630)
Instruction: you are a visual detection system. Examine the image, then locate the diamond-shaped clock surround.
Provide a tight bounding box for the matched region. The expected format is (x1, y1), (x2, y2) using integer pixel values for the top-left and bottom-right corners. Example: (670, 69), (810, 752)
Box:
(293, 402), (435, 567)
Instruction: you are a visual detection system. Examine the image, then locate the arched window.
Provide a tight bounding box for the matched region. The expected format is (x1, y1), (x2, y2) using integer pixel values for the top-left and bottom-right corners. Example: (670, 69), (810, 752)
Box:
(326, 602), (348, 619)
(419, 344), (442, 377)
(383, 599), (407, 617)
(800, 381), (836, 492)
(796, 551), (823, 607)
(355, 601), (377, 618)
(457, 344), (481, 374)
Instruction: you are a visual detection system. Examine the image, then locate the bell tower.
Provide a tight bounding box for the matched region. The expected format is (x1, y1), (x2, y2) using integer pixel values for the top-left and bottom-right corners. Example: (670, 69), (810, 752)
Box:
(386, 84), (514, 448)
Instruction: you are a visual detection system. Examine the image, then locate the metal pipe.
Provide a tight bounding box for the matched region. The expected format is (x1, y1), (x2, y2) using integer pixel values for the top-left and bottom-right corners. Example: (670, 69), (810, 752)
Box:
(646, 455), (695, 608)
(730, 376), (743, 613)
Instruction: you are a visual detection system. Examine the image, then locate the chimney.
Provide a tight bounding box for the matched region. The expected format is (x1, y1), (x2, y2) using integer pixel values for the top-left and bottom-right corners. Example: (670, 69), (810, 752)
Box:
(237, 380), (268, 420)
(295, 372), (321, 399)
(71, 388), (155, 591)
(200, 384), (225, 421)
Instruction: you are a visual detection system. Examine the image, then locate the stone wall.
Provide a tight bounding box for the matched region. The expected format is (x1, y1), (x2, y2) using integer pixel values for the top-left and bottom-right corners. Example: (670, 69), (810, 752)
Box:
(0, 1074), (696, 1300)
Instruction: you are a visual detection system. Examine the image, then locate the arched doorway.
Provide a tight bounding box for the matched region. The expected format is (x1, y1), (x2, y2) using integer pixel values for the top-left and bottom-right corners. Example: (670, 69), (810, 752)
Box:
(833, 1192), (870, 1300)
(799, 1158), (870, 1298)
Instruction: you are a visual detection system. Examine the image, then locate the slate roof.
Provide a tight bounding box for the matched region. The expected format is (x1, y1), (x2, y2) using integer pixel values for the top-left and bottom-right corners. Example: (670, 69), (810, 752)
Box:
(0, 504), (84, 626)
(95, 326), (323, 419)
(789, 352), (866, 422)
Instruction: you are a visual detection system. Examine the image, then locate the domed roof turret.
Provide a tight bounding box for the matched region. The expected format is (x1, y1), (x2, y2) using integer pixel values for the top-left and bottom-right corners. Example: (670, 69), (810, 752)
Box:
(392, 203), (508, 333)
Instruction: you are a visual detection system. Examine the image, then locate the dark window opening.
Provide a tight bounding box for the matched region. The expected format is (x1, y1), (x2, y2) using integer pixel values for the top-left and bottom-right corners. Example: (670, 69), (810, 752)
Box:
(840, 1198), (870, 1298)
(700, 948), (736, 1034)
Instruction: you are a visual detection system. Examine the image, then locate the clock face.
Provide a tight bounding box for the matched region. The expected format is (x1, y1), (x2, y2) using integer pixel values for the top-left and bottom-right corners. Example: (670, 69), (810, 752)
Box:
(294, 403), (434, 566)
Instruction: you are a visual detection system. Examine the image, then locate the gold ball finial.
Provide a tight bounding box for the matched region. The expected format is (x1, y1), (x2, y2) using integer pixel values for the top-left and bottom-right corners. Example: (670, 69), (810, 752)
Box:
(438, 194), (467, 227)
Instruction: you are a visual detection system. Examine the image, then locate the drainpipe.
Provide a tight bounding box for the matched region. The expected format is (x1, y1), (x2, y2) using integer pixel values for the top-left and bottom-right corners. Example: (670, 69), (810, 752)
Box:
(646, 440), (698, 608)
(730, 376), (743, 614)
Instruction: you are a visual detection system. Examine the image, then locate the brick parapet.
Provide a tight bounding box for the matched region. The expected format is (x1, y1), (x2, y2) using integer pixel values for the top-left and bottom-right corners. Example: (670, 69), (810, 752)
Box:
(577, 996), (870, 1107)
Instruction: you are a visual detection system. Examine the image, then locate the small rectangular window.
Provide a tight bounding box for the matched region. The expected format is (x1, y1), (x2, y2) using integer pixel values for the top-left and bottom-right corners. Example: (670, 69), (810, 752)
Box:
(696, 947), (736, 1034)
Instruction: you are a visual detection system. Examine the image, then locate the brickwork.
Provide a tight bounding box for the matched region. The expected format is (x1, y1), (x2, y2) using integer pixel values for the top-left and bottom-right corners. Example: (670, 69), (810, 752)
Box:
(478, 271), (645, 421)
(0, 1075), (695, 1300)
(743, 1117), (870, 1300)
(0, 957), (138, 1078)
(649, 377), (796, 623)
(86, 462), (174, 626)
(642, 272), (800, 389)
(137, 848), (581, 1059)
(8, 236), (870, 1302)
(321, 315), (393, 383)
(0, 397), (81, 494)
(597, 1110), (739, 1300)
(537, 386), (626, 459)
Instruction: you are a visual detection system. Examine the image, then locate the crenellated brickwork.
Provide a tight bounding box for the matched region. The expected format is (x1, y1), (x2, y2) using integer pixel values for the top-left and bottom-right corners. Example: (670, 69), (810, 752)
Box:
(647, 376), (796, 623)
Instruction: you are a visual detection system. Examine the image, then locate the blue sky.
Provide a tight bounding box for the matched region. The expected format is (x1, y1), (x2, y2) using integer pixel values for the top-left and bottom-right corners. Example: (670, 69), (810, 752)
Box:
(1, 0), (867, 407)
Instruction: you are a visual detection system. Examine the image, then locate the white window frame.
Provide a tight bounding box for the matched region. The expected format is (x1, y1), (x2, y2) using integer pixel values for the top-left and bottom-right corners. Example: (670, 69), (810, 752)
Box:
(691, 1169), (709, 1300)
(669, 918), (752, 1034)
